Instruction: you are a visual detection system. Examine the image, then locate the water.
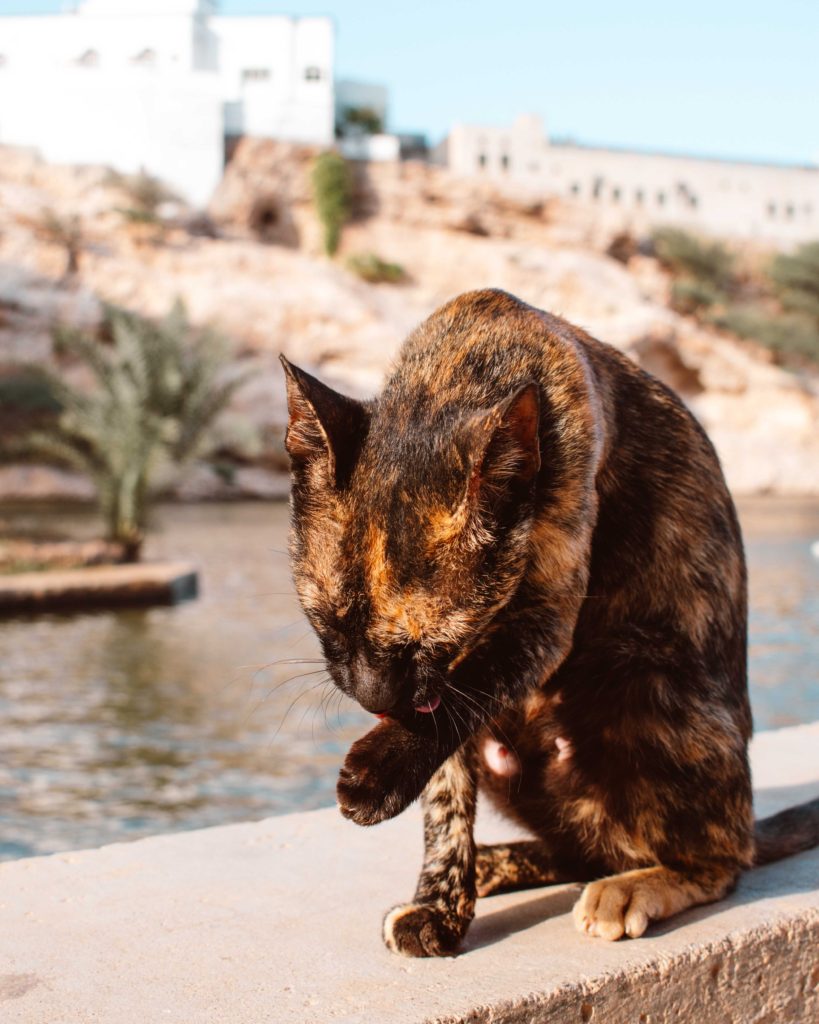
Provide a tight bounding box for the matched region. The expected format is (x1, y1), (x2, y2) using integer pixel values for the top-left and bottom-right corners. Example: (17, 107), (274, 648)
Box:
(0, 499), (817, 860)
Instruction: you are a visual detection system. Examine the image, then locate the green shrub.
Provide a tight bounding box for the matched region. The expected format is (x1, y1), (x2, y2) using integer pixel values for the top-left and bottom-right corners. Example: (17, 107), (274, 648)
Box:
(111, 170), (177, 227)
(23, 302), (247, 560)
(338, 106), (383, 135)
(652, 227), (736, 290)
(0, 368), (62, 413)
(346, 252), (406, 284)
(117, 207), (161, 227)
(670, 276), (722, 315)
(708, 304), (819, 363)
(769, 241), (819, 326)
(126, 171), (175, 212)
(311, 152), (352, 256)
(651, 230), (819, 364)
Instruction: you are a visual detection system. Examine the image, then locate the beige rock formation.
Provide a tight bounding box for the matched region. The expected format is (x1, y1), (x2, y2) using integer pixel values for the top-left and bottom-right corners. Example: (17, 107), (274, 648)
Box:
(1, 142), (818, 499)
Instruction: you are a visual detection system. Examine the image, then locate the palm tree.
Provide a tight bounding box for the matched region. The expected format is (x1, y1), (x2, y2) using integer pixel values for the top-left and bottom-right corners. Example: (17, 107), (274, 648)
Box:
(25, 302), (246, 561)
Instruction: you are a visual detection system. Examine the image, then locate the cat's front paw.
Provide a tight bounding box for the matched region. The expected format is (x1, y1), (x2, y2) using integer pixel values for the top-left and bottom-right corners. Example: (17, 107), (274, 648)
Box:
(383, 903), (465, 957)
(337, 754), (397, 826)
(337, 721), (427, 826)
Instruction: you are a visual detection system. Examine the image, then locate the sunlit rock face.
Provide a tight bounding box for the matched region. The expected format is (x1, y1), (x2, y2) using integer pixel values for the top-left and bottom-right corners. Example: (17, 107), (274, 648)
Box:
(1, 143), (818, 499)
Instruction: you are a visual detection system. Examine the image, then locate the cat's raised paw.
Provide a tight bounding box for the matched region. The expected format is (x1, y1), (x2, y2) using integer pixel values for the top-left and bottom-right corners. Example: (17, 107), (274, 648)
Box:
(337, 720), (431, 826)
(336, 759), (392, 826)
(336, 726), (405, 825)
(383, 903), (464, 958)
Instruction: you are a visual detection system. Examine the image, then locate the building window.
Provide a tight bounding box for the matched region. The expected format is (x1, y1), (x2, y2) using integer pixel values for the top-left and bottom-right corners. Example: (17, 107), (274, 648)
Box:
(689, 194), (699, 209)
(477, 153), (487, 169)
(242, 68), (271, 83)
(656, 191), (666, 206)
(591, 177), (604, 200)
(767, 202), (776, 219)
(785, 203), (795, 219)
(304, 66), (322, 81)
(131, 48), (156, 66)
(76, 49), (99, 67)
(570, 182), (580, 196)
(635, 189), (644, 205)
(528, 162), (539, 173)
(612, 187), (621, 202)
(500, 154), (510, 171)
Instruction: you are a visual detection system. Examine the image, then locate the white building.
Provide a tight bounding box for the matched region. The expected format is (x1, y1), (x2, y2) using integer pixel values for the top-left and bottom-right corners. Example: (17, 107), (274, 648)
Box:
(447, 116), (819, 246)
(214, 13), (333, 145)
(0, 0), (334, 206)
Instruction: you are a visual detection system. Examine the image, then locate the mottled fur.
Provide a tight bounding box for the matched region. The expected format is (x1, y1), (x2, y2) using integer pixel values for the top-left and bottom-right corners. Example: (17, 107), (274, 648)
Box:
(281, 289), (819, 956)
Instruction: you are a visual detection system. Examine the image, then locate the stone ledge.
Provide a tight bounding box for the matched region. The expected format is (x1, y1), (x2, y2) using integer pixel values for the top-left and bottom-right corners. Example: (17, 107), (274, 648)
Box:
(0, 561), (198, 613)
(1, 722), (817, 1024)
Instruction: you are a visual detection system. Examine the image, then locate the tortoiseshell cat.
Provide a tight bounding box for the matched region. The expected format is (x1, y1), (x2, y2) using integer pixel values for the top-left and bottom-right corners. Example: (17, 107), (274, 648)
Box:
(281, 289), (819, 957)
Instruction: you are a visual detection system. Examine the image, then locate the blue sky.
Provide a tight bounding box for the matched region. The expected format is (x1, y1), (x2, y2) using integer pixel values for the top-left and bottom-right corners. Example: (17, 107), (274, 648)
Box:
(3, 1), (816, 164)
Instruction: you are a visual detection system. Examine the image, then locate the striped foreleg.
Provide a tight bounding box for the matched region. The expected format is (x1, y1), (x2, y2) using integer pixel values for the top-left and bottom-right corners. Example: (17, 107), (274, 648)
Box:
(383, 747), (477, 957)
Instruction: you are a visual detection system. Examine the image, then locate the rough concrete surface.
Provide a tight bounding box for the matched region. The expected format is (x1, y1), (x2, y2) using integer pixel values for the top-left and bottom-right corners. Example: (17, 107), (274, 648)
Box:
(2, 723), (818, 1024)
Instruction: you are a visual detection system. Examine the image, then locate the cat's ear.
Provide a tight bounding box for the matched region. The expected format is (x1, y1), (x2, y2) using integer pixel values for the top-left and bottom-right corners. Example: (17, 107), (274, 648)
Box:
(280, 356), (369, 487)
(463, 383), (541, 503)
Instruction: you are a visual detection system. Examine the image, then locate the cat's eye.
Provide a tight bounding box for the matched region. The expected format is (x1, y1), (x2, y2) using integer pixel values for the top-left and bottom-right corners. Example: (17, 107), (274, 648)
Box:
(320, 628), (347, 660)
(390, 640), (424, 668)
(319, 613), (352, 659)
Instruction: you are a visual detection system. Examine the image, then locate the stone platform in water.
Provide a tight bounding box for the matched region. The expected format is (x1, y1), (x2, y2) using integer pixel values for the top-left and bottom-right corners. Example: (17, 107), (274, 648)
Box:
(1, 722), (817, 1023)
(0, 561), (198, 613)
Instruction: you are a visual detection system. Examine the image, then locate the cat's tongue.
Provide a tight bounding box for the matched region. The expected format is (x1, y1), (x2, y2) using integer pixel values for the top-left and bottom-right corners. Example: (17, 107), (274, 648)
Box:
(372, 695), (441, 719)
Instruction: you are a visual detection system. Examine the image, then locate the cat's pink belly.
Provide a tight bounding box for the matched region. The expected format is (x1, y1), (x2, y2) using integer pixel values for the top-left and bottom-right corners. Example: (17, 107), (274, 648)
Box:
(482, 736), (572, 776)
(482, 738), (520, 777)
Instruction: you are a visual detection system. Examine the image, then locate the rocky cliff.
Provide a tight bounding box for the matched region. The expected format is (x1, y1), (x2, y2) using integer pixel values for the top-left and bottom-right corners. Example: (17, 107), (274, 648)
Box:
(1, 141), (818, 498)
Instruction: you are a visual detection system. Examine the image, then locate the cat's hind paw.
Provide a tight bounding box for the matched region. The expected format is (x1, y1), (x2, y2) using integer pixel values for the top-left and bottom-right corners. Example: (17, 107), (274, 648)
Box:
(573, 867), (685, 941)
(573, 875), (650, 941)
(383, 903), (465, 958)
(573, 864), (736, 942)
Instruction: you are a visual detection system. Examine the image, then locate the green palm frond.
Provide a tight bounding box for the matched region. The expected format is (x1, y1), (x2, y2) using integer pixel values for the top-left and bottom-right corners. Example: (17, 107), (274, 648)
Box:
(20, 301), (243, 557)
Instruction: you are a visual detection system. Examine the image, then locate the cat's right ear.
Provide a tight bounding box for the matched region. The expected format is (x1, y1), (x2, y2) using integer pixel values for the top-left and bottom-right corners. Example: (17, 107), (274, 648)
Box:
(279, 356), (369, 487)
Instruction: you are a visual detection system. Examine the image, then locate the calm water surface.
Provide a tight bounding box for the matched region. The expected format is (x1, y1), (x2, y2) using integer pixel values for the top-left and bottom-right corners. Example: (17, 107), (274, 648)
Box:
(1, 498), (817, 860)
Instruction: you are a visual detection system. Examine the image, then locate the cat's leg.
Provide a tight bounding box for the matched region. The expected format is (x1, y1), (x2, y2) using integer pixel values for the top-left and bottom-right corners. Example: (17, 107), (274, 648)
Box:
(476, 840), (583, 897)
(383, 747), (477, 957)
(572, 862), (738, 941)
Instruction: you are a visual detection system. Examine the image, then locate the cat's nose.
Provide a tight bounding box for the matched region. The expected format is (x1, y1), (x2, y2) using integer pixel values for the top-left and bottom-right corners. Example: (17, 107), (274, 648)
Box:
(352, 656), (400, 715)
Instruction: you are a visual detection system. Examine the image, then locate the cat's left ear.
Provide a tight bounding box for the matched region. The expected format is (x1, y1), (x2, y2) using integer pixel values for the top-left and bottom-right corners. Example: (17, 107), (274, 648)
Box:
(280, 355), (369, 487)
(463, 382), (541, 501)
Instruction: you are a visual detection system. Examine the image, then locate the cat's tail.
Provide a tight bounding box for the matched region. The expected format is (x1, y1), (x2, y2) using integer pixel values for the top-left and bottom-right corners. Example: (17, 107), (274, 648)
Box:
(753, 797), (819, 866)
